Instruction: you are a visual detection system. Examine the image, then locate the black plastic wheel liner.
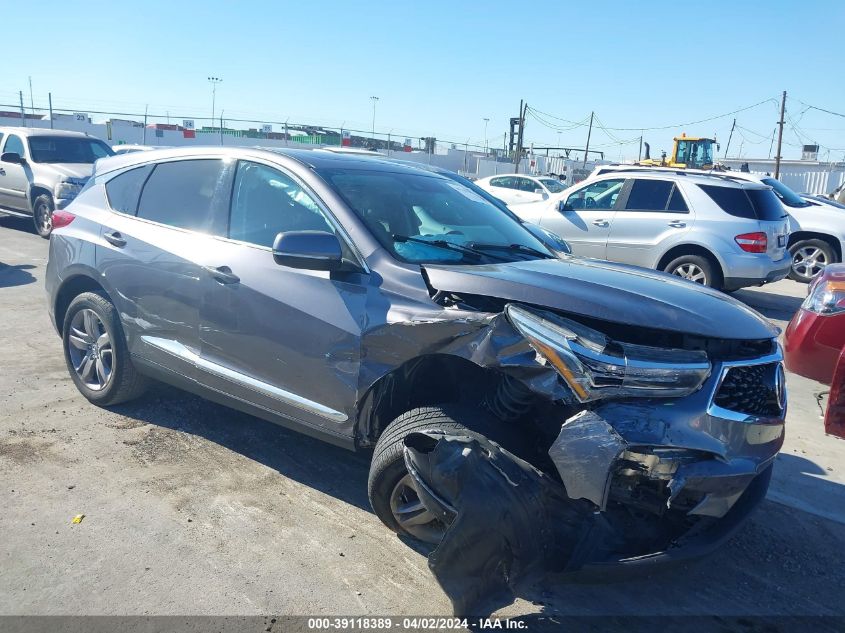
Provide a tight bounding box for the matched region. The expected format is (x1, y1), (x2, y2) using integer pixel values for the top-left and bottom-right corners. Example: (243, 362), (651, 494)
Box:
(403, 431), (593, 618)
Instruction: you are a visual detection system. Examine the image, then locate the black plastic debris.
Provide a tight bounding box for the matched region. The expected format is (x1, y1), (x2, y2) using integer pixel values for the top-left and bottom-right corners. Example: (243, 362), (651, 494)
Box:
(403, 431), (592, 617)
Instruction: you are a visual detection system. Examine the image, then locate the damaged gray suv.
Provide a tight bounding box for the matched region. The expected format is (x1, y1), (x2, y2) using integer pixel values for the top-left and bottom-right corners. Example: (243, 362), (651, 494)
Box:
(46, 147), (786, 575)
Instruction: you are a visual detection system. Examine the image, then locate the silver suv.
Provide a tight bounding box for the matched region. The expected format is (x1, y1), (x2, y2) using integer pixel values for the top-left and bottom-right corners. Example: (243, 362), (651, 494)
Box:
(0, 127), (113, 237)
(511, 170), (791, 291)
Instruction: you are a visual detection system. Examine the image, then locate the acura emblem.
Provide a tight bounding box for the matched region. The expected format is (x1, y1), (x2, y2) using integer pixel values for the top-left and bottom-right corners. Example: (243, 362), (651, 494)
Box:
(774, 363), (787, 411)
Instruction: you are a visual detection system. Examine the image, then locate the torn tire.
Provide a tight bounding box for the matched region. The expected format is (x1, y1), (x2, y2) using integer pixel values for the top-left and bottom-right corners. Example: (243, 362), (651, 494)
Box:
(367, 405), (511, 544)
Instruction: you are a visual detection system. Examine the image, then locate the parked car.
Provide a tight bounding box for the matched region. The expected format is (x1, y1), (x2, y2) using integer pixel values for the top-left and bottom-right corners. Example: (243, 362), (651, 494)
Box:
(0, 127), (114, 237)
(784, 264), (845, 439)
(591, 164), (845, 284)
(784, 263), (845, 383)
(475, 173), (567, 205)
(511, 170), (791, 291)
(801, 193), (845, 210)
(714, 172), (845, 284)
(111, 144), (160, 155)
(46, 146), (786, 571)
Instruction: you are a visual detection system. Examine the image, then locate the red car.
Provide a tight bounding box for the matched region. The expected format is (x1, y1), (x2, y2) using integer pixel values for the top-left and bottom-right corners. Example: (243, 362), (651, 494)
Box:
(784, 264), (845, 438)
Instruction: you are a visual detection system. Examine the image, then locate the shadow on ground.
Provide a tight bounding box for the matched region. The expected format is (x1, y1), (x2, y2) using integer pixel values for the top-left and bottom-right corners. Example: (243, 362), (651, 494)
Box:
(0, 215), (36, 236)
(731, 287), (805, 322)
(0, 262), (36, 288)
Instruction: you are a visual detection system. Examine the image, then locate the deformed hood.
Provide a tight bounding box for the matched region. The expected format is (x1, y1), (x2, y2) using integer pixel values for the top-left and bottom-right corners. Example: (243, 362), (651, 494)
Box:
(422, 257), (778, 340)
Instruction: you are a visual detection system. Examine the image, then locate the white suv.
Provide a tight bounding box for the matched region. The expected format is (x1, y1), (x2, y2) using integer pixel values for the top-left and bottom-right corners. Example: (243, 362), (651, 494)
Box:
(592, 165), (845, 283)
(510, 170), (791, 291)
(0, 127), (113, 237)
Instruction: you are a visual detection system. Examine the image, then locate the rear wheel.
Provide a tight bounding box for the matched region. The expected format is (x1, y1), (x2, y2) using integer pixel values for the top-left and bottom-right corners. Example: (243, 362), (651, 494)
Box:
(62, 291), (148, 406)
(368, 405), (509, 544)
(32, 194), (54, 238)
(788, 239), (834, 283)
(664, 254), (720, 290)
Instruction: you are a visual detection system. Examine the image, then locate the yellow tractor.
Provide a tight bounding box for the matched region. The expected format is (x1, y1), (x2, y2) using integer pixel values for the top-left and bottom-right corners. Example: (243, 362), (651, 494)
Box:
(637, 133), (719, 170)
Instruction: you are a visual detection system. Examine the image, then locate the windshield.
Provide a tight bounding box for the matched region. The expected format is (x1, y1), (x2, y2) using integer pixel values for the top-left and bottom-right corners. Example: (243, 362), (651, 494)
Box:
(538, 178), (566, 193)
(319, 168), (554, 264)
(761, 177), (810, 208)
(28, 136), (114, 163)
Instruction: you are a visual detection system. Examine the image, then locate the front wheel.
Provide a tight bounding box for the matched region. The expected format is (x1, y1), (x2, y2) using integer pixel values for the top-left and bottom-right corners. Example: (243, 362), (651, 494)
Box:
(62, 291), (148, 406)
(664, 254), (721, 290)
(788, 239), (834, 283)
(368, 405), (509, 544)
(32, 193), (54, 238)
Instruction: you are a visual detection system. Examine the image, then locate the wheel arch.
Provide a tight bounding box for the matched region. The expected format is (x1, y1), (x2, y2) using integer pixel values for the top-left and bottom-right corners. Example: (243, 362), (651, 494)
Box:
(656, 243), (725, 282)
(28, 184), (53, 206)
(787, 231), (842, 263)
(355, 353), (494, 447)
(54, 272), (115, 333)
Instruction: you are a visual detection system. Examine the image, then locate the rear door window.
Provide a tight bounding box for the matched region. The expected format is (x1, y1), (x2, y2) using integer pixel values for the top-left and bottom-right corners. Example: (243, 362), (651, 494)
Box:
(105, 164), (153, 215)
(624, 179), (674, 210)
(137, 159), (229, 234)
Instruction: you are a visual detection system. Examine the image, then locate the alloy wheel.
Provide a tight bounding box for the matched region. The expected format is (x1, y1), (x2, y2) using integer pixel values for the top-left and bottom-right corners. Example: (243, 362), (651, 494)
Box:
(67, 309), (113, 391)
(35, 201), (52, 235)
(389, 473), (447, 544)
(672, 263), (707, 285)
(792, 246), (827, 279)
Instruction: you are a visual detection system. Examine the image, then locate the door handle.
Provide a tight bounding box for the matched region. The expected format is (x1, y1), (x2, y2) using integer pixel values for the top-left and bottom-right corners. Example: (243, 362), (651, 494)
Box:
(204, 265), (240, 285)
(668, 221), (687, 228)
(103, 231), (126, 247)
(592, 219), (609, 227)
(0, 168), (5, 175)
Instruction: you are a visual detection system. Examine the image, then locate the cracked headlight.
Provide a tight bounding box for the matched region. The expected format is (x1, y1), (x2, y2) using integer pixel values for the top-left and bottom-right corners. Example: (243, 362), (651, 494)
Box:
(506, 304), (711, 402)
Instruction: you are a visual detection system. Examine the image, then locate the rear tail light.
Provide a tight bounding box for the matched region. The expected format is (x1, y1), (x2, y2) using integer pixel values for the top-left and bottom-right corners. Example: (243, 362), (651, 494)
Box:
(51, 210), (76, 230)
(735, 232), (767, 253)
(802, 279), (845, 315)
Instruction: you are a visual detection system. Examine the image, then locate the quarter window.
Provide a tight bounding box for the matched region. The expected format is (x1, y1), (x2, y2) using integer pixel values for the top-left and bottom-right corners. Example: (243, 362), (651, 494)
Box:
(137, 159), (229, 234)
(3, 135), (25, 156)
(105, 165), (153, 215)
(228, 161), (334, 248)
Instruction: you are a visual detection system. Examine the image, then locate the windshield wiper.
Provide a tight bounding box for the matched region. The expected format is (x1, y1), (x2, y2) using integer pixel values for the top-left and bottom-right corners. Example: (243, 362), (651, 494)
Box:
(393, 235), (512, 262)
(468, 242), (555, 259)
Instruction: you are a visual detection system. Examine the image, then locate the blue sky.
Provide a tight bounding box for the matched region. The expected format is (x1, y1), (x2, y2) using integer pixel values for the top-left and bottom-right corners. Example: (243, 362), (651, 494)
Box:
(3, 0), (844, 160)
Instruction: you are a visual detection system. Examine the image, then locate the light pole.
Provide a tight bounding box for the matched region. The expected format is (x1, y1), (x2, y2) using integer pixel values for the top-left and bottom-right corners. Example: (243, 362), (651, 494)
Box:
(483, 117), (490, 154)
(208, 76), (222, 131)
(370, 96), (379, 146)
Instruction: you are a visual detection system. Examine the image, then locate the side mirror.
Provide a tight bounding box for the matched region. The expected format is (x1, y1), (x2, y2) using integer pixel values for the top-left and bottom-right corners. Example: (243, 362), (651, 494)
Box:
(272, 230), (344, 271)
(1, 152), (23, 164)
(558, 199), (571, 212)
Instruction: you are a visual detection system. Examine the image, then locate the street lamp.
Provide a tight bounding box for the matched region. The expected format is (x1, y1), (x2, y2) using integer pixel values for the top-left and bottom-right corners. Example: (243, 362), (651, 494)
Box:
(208, 76), (222, 131)
(483, 117), (489, 154)
(370, 96), (379, 146)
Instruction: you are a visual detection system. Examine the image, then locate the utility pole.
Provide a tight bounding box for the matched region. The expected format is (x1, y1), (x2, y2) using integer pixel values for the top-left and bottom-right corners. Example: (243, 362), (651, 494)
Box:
(19, 91), (26, 127)
(48, 92), (53, 129)
(514, 100), (526, 173)
(208, 76), (222, 132)
(638, 133), (643, 161)
(774, 90), (786, 179)
(724, 118), (736, 158)
(143, 105), (148, 144)
(483, 117), (489, 154)
(28, 77), (34, 118)
(583, 111), (594, 167)
(220, 110), (224, 146)
(370, 96), (379, 144)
